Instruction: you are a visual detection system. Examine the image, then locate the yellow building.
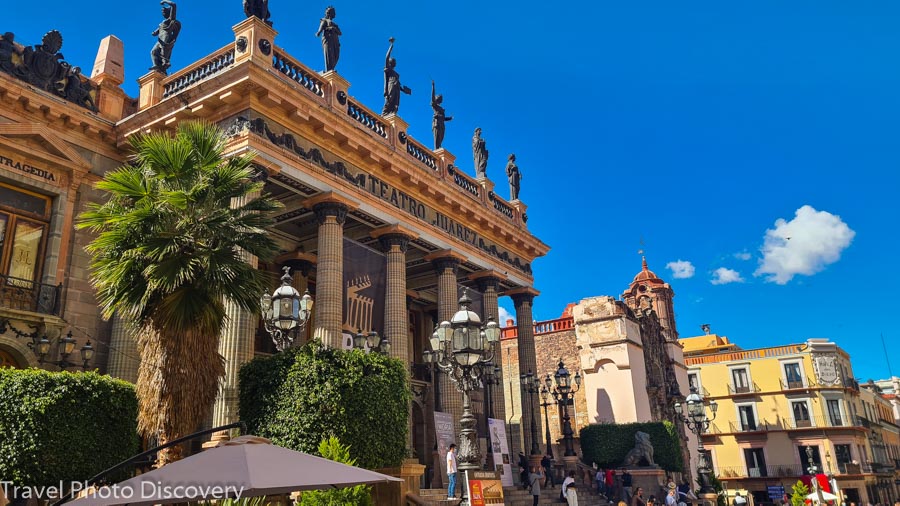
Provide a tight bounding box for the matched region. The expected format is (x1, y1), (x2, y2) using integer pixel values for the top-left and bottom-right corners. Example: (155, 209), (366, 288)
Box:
(682, 336), (899, 505)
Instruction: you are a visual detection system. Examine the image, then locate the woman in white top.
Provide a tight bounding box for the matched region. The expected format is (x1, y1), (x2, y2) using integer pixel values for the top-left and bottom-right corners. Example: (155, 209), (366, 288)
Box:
(562, 470), (579, 506)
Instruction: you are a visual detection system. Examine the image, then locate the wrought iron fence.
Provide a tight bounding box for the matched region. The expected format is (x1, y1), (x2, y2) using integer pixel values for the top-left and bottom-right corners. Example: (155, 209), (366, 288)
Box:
(0, 274), (61, 315)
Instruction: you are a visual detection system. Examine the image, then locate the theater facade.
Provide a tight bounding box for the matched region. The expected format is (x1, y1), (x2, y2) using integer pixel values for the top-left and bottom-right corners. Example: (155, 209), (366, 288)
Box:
(0, 12), (549, 479)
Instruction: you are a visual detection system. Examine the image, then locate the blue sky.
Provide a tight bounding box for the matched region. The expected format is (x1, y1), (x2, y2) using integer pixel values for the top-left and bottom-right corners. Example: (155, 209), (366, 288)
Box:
(8, 1), (899, 381)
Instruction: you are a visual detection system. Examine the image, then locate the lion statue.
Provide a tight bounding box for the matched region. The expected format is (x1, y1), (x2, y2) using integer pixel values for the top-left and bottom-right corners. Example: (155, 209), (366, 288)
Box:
(622, 431), (655, 467)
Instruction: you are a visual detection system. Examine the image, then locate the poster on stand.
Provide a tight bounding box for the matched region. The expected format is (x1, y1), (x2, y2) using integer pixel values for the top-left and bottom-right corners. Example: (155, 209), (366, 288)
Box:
(434, 411), (456, 477)
(467, 469), (505, 505)
(488, 418), (513, 487)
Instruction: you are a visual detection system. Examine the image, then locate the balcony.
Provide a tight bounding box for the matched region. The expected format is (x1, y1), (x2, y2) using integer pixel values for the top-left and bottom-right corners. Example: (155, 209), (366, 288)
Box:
(729, 420), (768, 433)
(780, 377), (816, 390)
(0, 274), (62, 316)
(728, 383), (761, 395)
(717, 465), (804, 479)
(785, 415), (857, 430)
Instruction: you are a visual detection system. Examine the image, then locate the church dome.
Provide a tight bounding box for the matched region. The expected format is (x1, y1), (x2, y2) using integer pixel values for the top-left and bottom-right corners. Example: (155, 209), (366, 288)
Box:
(632, 257), (663, 284)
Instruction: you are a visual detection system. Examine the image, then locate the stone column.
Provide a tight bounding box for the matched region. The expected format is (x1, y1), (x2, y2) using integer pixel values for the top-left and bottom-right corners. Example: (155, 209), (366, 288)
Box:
(212, 192), (261, 427)
(508, 287), (542, 464)
(472, 271), (508, 423)
(426, 251), (465, 428)
(372, 226), (416, 361)
(306, 193), (356, 349)
(107, 314), (139, 383)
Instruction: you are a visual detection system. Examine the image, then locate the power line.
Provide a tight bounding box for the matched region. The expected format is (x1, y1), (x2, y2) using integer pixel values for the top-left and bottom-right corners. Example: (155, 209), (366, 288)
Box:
(881, 333), (893, 378)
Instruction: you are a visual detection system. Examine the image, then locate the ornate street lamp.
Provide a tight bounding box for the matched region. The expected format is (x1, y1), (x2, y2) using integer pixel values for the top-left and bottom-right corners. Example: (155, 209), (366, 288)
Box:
(547, 359), (582, 458)
(481, 360), (500, 470)
(540, 384), (554, 459)
(352, 329), (391, 354)
(674, 386), (718, 497)
(36, 330), (94, 371)
(424, 290), (501, 505)
(521, 370), (542, 456)
(260, 266), (313, 351)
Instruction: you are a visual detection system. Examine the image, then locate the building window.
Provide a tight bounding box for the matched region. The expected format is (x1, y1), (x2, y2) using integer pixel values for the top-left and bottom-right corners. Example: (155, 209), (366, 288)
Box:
(688, 372), (700, 391)
(792, 401), (812, 428)
(738, 404), (758, 431)
(827, 399), (843, 426)
(798, 445), (822, 471)
(784, 362), (804, 389)
(834, 444), (853, 473)
(732, 367), (751, 394)
(744, 448), (768, 477)
(0, 183), (51, 289)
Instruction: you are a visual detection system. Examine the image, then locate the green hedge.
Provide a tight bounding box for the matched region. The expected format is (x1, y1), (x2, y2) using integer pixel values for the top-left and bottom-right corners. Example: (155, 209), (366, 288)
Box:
(239, 341), (410, 469)
(0, 369), (139, 486)
(580, 421), (683, 472)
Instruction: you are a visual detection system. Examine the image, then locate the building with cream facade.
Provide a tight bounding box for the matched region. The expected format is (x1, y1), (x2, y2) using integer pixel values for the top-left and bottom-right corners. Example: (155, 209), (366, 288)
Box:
(0, 12), (549, 484)
(682, 334), (900, 505)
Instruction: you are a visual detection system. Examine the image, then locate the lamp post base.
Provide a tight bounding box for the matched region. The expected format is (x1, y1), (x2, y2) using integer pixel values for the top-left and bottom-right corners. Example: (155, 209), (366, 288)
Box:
(699, 491), (718, 506)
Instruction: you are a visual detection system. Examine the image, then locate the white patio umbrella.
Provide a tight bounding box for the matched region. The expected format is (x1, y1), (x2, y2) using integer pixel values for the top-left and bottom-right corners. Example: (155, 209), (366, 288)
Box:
(806, 490), (839, 503)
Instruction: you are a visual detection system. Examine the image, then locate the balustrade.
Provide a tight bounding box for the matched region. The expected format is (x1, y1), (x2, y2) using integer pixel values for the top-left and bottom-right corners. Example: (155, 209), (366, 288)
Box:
(345, 100), (387, 138)
(447, 166), (480, 199)
(489, 192), (515, 220)
(0, 274), (61, 316)
(271, 50), (325, 98)
(163, 47), (235, 99)
(405, 138), (437, 171)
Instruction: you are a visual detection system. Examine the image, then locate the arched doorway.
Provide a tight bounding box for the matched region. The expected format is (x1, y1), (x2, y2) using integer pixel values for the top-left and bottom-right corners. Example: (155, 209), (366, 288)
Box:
(0, 348), (22, 368)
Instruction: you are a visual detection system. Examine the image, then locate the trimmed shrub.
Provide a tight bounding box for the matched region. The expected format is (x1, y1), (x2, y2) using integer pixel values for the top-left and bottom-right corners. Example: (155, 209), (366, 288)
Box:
(0, 369), (139, 486)
(239, 341), (410, 469)
(579, 421), (683, 472)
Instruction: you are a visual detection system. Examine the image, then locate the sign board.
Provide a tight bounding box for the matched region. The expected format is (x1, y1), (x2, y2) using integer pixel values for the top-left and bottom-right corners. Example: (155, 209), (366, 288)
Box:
(767, 486), (786, 501)
(467, 469), (505, 505)
(488, 418), (514, 487)
(434, 411), (456, 478)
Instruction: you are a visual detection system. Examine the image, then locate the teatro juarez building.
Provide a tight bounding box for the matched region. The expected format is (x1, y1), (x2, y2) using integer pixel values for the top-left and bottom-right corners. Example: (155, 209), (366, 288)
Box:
(0, 6), (549, 474)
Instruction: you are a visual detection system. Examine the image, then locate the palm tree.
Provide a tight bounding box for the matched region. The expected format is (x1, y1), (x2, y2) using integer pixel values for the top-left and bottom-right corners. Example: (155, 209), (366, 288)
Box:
(78, 121), (281, 465)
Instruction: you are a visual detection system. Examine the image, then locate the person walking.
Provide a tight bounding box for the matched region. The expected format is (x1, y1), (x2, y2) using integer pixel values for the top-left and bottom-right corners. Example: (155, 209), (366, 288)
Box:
(446, 444), (458, 499)
(518, 452), (529, 490)
(529, 466), (544, 506)
(666, 486), (678, 506)
(597, 468), (606, 496)
(607, 468), (616, 498)
(622, 469), (634, 504)
(542, 454), (555, 489)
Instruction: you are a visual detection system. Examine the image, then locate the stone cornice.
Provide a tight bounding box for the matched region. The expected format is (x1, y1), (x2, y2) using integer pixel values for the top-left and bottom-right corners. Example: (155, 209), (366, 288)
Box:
(369, 224), (419, 241)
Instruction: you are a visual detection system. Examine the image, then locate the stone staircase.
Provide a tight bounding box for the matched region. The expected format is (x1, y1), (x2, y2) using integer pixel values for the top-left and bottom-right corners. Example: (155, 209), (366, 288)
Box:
(415, 486), (610, 505)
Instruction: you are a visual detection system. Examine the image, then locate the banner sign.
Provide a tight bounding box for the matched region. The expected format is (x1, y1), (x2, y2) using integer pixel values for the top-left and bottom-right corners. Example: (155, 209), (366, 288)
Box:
(230, 114), (534, 275)
(488, 418), (514, 487)
(340, 238), (385, 350)
(467, 469), (505, 505)
(767, 486), (785, 501)
(434, 411), (456, 478)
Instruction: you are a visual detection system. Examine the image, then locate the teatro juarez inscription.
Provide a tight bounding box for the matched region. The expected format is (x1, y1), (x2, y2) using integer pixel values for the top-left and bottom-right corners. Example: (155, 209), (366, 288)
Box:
(0, 154), (57, 183)
(224, 115), (532, 275)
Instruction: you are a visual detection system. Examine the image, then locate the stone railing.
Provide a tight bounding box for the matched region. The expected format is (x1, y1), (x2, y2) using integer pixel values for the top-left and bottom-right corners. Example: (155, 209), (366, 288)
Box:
(489, 192), (515, 220)
(685, 344), (805, 365)
(404, 137), (437, 171)
(501, 316), (574, 339)
(447, 166), (480, 199)
(345, 99), (388, 138)
(163, 45), (236, 99)
(271, 48), (325, 98)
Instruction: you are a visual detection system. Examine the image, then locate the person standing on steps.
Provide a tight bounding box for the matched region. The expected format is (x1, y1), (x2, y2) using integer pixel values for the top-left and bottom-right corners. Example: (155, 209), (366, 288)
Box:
(562, 470), (579, 506)
(446, 443), (457, 499)
(542, 454), (555, 489)
(622, 468), (634, 504)
(529, 466), (544, 506)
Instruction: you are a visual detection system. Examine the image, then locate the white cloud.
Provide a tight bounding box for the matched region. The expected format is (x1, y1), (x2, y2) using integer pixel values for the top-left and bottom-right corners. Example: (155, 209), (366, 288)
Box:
(711, 267), (745, 285)
(734, 251), (752, 261)
(498, 306), (515, 327)
(666, 260), (696, 279)
(755, 205), (855, 285)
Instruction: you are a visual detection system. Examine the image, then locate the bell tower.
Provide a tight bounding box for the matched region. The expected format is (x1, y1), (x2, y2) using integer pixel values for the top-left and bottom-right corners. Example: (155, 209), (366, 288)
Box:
(622, 257), (678, 341)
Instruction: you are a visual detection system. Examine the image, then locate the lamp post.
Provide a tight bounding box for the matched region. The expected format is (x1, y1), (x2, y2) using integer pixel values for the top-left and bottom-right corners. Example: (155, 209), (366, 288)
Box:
(352, 329), (390, 354)
(546, 359), (582, 459)
(539, 384), (554, 459)
(521, 370), (542, 457)
(806, 446), (825, 505)
(674, 385), (718, 501)
(481, 361), (500, 470)
(260, 266), (313, 351)
(424, 290), (501, 505)
(36, 330), (94, 371)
